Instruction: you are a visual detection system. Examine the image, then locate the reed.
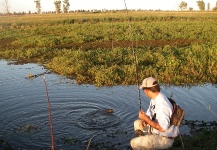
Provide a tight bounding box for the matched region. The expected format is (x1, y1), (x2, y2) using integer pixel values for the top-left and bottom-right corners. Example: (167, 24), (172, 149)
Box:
(207, 105), (217, 118)
(86, 138), (92, 150)
(43, 76), (55, 150)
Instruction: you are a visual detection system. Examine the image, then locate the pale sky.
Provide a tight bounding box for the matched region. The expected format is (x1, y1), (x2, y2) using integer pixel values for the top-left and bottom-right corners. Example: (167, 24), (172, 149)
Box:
(1, 0), (217, 13)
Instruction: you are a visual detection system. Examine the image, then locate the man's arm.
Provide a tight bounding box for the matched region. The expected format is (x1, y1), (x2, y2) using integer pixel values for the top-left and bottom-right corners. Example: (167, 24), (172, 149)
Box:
(138, 110), (165, 132)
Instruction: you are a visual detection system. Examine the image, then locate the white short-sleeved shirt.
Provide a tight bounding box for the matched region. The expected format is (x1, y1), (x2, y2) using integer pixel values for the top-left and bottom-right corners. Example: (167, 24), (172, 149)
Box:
(146, 92), (179, 137)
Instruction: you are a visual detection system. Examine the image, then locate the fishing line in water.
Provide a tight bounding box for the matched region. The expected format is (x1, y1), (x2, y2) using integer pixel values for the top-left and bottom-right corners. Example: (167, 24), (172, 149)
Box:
(123, 0), (141, 110)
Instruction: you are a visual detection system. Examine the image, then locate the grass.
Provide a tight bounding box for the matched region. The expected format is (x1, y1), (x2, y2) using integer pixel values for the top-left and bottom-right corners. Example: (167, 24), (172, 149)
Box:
(1, 11), (217, 86)
(171, 128), (217, 150)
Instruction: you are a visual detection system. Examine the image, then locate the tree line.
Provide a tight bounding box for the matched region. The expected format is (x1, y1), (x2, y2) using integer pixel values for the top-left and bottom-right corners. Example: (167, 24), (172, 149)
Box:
(34, 0), (70, 14)
(34, 0), (217, 13)
(179, 0), (217, 11)
(1, 0), (70, 15)
(1, 0), (217, 15)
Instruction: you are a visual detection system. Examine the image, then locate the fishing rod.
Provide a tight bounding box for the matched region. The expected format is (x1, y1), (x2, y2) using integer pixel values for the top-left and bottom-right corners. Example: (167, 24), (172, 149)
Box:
(42, 75), (55, 150)
(123, 0), (141, 110)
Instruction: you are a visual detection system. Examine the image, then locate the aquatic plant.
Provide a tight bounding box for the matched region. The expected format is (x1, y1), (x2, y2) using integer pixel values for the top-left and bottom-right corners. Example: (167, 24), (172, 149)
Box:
(1, 12), (217, 87)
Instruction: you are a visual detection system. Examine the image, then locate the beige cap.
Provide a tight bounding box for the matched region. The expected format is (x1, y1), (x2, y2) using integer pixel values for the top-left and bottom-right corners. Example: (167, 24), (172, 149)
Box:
(140, 77), (158, 89)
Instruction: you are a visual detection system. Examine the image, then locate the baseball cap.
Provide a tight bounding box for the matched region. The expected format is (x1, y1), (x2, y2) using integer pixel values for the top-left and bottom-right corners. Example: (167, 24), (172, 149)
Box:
(140, 77), (158, 89)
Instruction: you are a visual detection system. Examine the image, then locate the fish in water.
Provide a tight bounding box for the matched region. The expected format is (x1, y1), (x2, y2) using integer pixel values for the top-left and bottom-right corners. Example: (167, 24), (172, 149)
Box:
(103, 109), (113, 113)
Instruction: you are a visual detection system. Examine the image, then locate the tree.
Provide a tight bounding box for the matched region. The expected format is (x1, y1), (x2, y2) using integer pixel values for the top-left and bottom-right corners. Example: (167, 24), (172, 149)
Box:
(54, 0), (61, 14)
(213, 7), (217, 11)
(189, 7), (193, 11)
(34, 0), (41, 14)
(63, 0), (70, 13)
(2, 0), (10, 15)
(207, 3), (210, 11)
(197, 0), (205, 11)
(213, 1), (217, 11)
(179, 1), (188, 11)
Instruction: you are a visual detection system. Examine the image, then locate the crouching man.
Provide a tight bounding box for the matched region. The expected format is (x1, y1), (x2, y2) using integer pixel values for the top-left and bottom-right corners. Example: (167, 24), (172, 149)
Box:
(130, 77), (179, 150)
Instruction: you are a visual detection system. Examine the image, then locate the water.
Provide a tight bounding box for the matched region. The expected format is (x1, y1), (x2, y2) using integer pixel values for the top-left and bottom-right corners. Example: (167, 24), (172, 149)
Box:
(0, 60), (216, 149)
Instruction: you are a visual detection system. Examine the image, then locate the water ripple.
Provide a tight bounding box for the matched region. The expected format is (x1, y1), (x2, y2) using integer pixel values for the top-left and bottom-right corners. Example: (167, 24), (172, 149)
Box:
(1, 60), (217, 149)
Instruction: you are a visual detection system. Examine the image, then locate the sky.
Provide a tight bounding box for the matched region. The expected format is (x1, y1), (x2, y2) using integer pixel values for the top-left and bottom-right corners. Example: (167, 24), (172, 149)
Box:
(1, 0), (217, 13)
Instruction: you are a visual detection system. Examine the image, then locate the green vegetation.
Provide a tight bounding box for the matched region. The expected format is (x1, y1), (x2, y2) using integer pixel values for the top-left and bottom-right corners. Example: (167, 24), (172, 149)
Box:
(0, 11), (217, 87)
(1, 11), (217, 149)
(171, 129), (217, 149)
(171, 119), (217, 149)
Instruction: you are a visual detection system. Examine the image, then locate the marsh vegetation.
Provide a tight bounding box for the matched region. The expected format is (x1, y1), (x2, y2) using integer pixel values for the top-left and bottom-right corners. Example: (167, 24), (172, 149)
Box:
(1, 11), (217, 86)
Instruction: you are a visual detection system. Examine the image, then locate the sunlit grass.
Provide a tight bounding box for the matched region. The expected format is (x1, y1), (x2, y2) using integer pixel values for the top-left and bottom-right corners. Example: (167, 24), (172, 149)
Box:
(0, 11), (217, 86)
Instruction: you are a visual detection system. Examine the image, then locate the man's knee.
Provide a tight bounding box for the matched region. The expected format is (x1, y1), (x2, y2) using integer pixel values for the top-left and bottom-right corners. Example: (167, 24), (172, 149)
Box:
(130, 137), (139, 149)
(134, 119), (143, 131)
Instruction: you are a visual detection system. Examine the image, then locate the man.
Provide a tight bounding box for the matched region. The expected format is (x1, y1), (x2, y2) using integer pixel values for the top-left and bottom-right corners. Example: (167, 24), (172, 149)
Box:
(130, 77), (179, 150)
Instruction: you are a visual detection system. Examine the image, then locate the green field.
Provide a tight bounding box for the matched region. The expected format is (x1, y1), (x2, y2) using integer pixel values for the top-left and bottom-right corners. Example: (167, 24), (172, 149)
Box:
(0, 11), (217, 86)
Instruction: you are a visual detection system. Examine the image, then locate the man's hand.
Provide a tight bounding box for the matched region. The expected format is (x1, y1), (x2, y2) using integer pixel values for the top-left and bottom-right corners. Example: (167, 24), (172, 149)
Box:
(138, 110), (148, 127)
(138, 110), (149, 121)
(138, 109), (165, 132)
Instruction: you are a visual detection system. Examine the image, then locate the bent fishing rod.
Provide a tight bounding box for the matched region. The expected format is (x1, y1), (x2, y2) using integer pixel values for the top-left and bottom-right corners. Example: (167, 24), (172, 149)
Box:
(123, 0), (141, 110)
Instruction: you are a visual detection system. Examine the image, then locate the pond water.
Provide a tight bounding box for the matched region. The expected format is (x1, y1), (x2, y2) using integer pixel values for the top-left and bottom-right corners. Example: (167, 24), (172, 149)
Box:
(0, 60), (217, 149)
